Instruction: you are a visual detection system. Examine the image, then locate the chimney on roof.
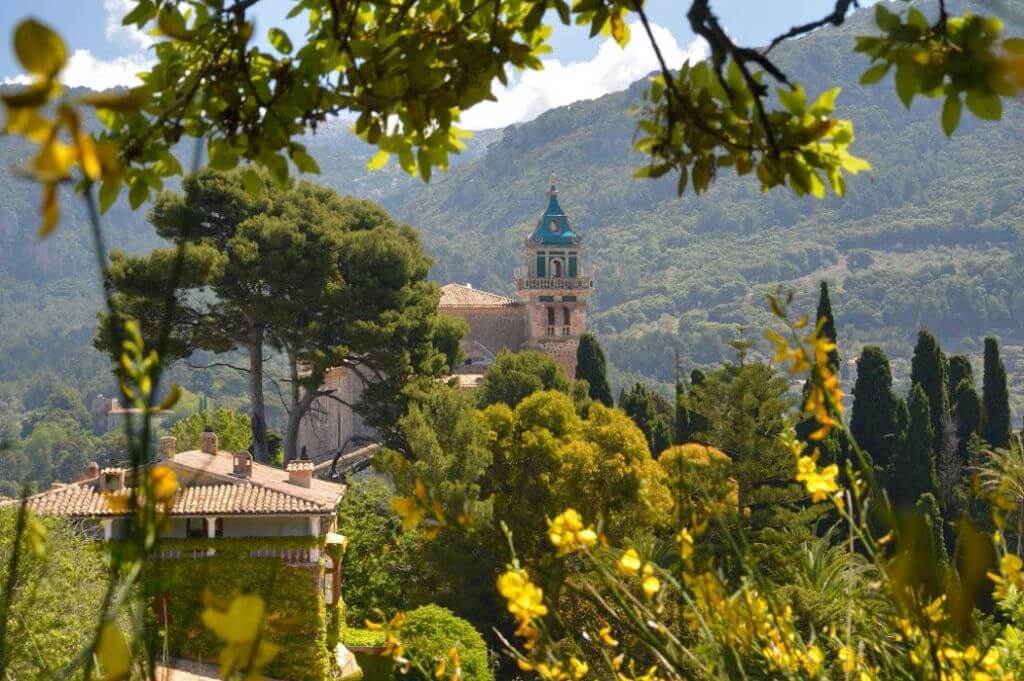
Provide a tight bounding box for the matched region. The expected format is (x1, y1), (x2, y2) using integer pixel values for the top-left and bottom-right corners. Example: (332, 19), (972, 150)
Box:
(233, 451), (253, 479)
(159, 436), (177, 460)
(83, 461), (100, 482)
(100, 468), (126, 492)
(287, 460), (314, 488)
(200, 430), (219, 455)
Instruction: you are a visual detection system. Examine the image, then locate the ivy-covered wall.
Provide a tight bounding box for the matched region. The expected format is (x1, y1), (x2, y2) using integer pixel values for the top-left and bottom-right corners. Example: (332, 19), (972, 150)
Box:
(153, 539), (330, 681)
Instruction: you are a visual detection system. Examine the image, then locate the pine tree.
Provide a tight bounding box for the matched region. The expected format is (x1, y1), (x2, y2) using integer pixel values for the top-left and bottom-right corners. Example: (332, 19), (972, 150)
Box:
(910, 329), (949, 455)
(575, 333), (613, 406)
(815, 281), (840, 373)
(891, 385), (939, 509)
(850, 346), (900, 470)
(951, 379), (982, 463)
(982, 337), (1012, 449)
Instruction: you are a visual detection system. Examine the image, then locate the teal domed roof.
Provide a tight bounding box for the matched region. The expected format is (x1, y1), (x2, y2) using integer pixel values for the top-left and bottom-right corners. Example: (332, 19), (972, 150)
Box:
(528, 175), (581, 247)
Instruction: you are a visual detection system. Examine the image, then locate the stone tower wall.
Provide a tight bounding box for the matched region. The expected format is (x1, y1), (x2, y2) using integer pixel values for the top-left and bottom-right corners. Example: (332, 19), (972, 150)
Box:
(440, 305), (528, 369)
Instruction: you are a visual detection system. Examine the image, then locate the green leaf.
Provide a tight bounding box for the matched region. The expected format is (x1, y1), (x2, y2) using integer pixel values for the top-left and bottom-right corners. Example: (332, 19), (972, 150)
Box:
(777, 85), (807, 115)
(128, 177), (149, 209)
(964, 90), (1002, 121)
(810, 87), (840, 113)
(676, 168), (688, 195)
(13, 19), (67, 78)
(158, 384), (182, 411)
(99, 180), (121, 214)
(367, 150), (390, 171)
(122, 0), (156, 27)
(208, 139), (240, 171)
(906, 7), (928, 31)
(859, 62), (890, 86)
(157, 6), (190, 40)
(290, 147), (320, 174)
(894, 64), (918, 109)
(874, 4), (900, 31)
(241, 168), (262, 198)
(267, 28), (293, 54)
(941, 94), (961, 137)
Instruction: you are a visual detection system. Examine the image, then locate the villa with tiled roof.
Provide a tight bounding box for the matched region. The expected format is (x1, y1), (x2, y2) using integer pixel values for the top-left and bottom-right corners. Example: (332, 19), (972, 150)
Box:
(298, 175), (595, 461)
(18, 431), (344, 566)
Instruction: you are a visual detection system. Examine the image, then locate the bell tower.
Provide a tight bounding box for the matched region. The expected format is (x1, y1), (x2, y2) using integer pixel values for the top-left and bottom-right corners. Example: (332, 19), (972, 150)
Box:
(514, 175), (594, 376)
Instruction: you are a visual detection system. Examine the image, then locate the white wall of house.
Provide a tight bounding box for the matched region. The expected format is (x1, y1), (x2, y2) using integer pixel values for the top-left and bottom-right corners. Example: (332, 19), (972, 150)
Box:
(221, 516), (313, 537)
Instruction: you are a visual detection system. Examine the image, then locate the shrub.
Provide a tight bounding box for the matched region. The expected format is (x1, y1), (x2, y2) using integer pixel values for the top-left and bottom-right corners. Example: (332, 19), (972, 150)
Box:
(398, 605), (492, 681)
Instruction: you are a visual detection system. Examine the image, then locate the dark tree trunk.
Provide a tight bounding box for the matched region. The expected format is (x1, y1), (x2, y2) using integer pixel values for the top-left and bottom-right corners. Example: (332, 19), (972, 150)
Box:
(247, 326), (270, 461)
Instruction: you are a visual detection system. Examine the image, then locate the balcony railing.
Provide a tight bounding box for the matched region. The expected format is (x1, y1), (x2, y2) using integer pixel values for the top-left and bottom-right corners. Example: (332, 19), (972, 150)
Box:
(151, 546), (316, 565)
(515, 276), (594, 290)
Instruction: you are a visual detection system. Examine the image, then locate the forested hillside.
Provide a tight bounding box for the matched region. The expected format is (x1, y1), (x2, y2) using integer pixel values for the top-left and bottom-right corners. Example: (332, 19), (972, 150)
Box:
(1, 0), (1021, 419)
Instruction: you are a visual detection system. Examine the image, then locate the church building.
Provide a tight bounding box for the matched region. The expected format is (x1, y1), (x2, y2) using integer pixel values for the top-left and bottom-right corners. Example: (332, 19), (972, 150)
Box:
(298, 176), (594, 459)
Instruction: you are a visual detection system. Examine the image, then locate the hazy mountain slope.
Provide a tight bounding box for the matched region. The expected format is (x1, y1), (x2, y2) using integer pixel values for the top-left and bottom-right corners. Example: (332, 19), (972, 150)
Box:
(0, 0), (1021, 414)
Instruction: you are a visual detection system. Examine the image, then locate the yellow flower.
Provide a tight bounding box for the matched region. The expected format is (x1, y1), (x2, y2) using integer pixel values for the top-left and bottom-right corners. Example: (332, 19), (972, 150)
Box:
(795, 456), (839, 502)
(548, 509), (597, 556)
(391, 496), (423, 531)
(150, 465), (178, 505)
(568, 657), (588, 679)
(676, 527), (695, 563)
(598, 626), (618, 647)
(617, 548), (642, 577)
(838, 645), (857, 673)
(201, 594), (280, 680)
(435, 646), (461, 680)
(641, 564), (660, 597)
(497, 567), (548, 641)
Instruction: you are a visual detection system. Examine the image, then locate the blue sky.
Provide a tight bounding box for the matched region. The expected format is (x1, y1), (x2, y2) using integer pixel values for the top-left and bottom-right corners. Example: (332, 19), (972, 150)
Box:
(1, 1), (877, 129)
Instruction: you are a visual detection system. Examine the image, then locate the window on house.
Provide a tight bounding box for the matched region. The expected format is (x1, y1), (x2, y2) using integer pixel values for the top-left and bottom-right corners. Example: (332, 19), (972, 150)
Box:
(186, 518), (223, 538)
(551, 259), (563, 278)
(546, 307), (556, 336)
(562, 308), (571, 336)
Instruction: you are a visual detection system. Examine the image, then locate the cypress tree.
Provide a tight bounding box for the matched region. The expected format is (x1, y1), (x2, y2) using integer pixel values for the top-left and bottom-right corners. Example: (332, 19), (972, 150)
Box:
(678, 369), (709, 441)
(575, 333), (613, 406)
(620, 383), (673, 456)
(946, 355), (973, 397)
(850, 346), (900, 470)
(815, 281), (840, 373)
(910, 330), (949, 455)
(951, 379), (982, 463)
(982, 337), (1012, 449)
(916, 492), (948, 564)
(891, 385), (939, 509)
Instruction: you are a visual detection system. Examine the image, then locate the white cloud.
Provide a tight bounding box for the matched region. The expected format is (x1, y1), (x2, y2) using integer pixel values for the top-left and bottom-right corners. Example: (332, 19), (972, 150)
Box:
(460, 22), (707, 130)
(3, 50), (153, 90)
(104, 0), (155, 48)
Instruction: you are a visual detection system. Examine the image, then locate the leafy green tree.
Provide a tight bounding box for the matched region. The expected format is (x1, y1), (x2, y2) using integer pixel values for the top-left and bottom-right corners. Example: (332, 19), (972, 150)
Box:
(910, 329), (949, 454)
(890, 385), (939, 510)
(168, 407), (251, 453)
(915, 492), (948, 565)
(483, 391), (670, 559)
(101, 170), (459, 460)
(575, 333), (613, 407)
(619, 383), (673, 457)
(334, 478), (423, 624)
(0, 511), (107, 679)
(982, 337), (1012, 449)
(475, 350), (575, 409)
(850, 346), (900, 470)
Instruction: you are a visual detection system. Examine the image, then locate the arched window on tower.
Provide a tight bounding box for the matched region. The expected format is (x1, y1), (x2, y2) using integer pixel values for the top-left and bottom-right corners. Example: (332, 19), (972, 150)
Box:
(551, 259), (563, 278)
(562, 308), (571, 336)
(546, 307), (556, 336)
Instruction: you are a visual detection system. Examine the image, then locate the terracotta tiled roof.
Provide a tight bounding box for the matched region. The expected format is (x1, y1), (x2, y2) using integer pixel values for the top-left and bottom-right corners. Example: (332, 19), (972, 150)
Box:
(17, 449), (345, 519)
(19, 481), (330, 517)
(439, 283), (519, 308)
